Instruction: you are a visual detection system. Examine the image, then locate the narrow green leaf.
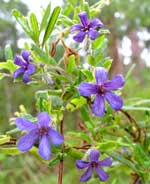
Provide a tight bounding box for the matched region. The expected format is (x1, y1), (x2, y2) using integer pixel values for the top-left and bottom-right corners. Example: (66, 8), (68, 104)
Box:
(0, 147), (21, 156)
(48, 157), (60, 167)
(109, 152), (143, 177)
(42, 6), (61, 47)
(4, 45), (13, 60)
(29, 13), (39, 42)
(66, 55), (76, 73)
(40, 3), (51, 32)
(12, 9), (34, 40)
(67, 131), (91, 143)
(0, 135), (11, 145)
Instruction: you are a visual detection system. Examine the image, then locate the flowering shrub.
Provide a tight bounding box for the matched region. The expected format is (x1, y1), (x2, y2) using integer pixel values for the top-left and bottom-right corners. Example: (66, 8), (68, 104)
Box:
(0, 0), (150, 184)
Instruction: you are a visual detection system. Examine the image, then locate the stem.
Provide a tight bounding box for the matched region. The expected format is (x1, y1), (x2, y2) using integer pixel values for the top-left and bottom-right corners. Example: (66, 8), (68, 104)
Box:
(58, 117), (65, 184)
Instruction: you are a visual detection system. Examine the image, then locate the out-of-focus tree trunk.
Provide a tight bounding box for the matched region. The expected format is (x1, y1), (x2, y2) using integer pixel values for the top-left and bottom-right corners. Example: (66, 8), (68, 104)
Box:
(109, 36), (123, 77)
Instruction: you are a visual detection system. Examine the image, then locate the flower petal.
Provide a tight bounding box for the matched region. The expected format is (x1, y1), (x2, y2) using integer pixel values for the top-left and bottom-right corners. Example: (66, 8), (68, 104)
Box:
(21, 50), (30, 62)
(95, 67), (108, 85)
(90, 18), (104, 28)
(78, 12), (89, 27)
(13, 68), (25, 79)
(39, 135), (51, 160)
(48, 128), (64, 146)
(105, 91), (123, 110)
(15, 118), (37, 131)
(80, 166), (93, 182)
(37, 112), (51, 127)
(70, 24), (83, 33)
(88, 29), (99, 40)
(76, 160), (89, 169)
(90, 149), (100, 162)
(22, 63), (35, 83)
(17, 129), (38, 152)
(92, 94), (105, 117)
(96, 166), (109, 181)
(104, 75), (125, 90)
(78, 82), (98, 96)
(99, 157), (113, 167)
(14, 55), (26, 67)
(73, 31), (86, 43)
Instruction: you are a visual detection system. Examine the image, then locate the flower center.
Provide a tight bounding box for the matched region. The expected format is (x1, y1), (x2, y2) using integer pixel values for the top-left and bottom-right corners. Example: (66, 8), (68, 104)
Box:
(38, 126), (48, 136)
(97, 85), (105, 94)
(91, 162), (98, 168)
(83, 25), (90, 32)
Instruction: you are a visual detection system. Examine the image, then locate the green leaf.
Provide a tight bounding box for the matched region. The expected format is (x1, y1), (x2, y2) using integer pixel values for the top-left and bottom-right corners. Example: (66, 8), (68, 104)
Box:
(92, 35), (105, 49)
(0, 147), (21, 156)
(133, 144), (150, 169)
(66, 97), (86, 111)
(87, 55), (95, 66)
(12, 9), (34, 40)
(42, 6), (61, 47)
(109, 152), (143, 177)
(103, 58), (112, 70)
(48, 156), (60, 167)
(80, 106), (95, 134)
(40, 3), (51, 32)
(66, 55), (76, 73)
(67, 131), (91, 143)
(29, 13), (39, 42)
(4, 45), (13, 60)
(0, 135), (11, 145)
(66, 147), (83, 159)
(0, 60), (17, 73)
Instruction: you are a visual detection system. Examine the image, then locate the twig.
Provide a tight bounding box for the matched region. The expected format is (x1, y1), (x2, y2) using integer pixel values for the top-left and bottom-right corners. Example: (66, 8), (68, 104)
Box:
(120, 109), (141, 141)
(58, 116), (65, 184)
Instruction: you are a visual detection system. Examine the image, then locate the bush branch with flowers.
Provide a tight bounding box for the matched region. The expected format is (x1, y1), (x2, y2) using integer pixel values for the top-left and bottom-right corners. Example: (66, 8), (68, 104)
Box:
(0, 0), (150, 184)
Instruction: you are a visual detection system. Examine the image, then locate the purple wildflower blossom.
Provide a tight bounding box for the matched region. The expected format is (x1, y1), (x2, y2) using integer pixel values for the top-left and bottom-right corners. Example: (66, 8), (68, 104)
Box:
(78, 67), (125, 116)
(13, 50), (35, 83)
(15, 112), (64, 160)
(70, 12), (104, 43)
(76, 149), (113, 182)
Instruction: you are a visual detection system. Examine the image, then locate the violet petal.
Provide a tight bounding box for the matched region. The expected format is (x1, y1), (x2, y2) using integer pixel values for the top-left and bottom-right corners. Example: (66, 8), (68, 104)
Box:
(92, 94), (105, 117)
(90, 18), (104, 28)
(73, 31), (86, 43)
(99, 157), (113, 167)
(96, 166), (109, 181)
(89, 149), (100, 162)
(21, 50), (30, 62)
(14, 55), (26, 67)
(78, 12), (89, 27)
(95, 67), (108, 85)
(15, 118), (37, 131)
(37, 112), (51, 127)
(80, 166), (93, 182)
(78, 82), (98, 96)
(70, 24), (83, 33)
(104, 75), (125, 90)
(88, 29), (99, 40)
(38, 135), (51, 160)
(105, 91), (123, 110)
(17, 129), (38, 152)
(48, 128), (64, 146)
(76, 160), (89, 169)
(13, 68), (25, 79)
(22, 63), (35, 83)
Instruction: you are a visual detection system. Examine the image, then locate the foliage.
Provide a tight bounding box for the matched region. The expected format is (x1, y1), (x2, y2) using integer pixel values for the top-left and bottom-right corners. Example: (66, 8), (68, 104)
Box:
(0, 0), (150, 184)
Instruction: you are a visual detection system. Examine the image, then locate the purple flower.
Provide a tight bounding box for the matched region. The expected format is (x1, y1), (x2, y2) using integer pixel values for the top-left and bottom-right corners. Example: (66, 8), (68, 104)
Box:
(13, 50), (35, 83)
(70, 12), (104, 43)
(76, 149), (113, 182)
(78, 67), (125, 116)
(15, 112), (64, 160)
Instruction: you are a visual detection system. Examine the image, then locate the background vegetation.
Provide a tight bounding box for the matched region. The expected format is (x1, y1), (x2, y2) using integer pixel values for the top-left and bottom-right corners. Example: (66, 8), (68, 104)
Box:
(0, 0), (150, 183)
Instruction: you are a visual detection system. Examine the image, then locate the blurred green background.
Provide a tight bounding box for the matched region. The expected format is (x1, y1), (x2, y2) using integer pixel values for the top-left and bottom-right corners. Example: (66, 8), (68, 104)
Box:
(0, 0), (150, 183)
